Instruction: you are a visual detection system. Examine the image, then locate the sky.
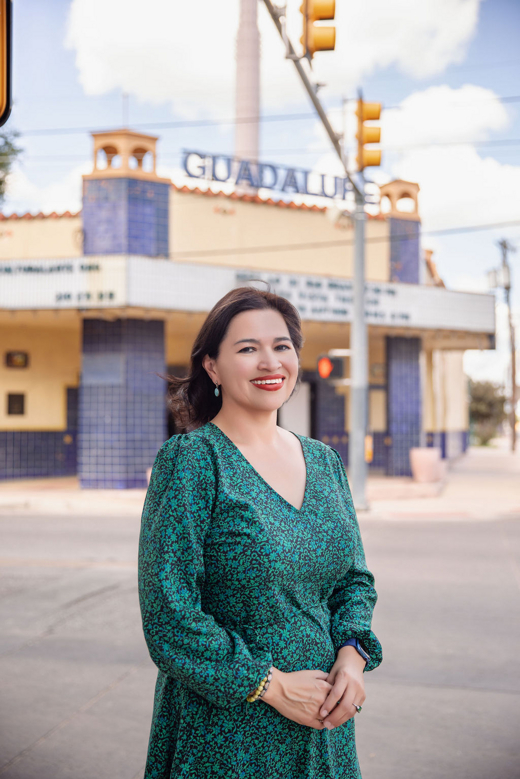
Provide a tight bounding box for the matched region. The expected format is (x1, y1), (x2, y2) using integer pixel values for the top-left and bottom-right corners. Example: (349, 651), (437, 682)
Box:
(4, 0), (520, 389)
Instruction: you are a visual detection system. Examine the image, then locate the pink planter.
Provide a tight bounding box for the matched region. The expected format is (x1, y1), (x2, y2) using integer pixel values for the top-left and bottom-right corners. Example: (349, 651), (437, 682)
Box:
(409, 447), (443, 483)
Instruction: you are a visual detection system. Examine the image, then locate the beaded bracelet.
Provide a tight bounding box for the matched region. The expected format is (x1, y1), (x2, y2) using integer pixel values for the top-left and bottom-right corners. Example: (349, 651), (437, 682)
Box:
(246, 665), (274, 703)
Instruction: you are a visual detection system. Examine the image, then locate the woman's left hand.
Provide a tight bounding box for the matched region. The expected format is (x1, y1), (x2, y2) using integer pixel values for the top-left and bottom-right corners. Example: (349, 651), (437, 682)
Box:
(317, 646), (367, 729)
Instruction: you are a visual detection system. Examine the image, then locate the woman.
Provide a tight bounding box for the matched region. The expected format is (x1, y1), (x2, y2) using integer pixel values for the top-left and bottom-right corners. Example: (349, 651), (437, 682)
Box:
(138, 285), (383, 779)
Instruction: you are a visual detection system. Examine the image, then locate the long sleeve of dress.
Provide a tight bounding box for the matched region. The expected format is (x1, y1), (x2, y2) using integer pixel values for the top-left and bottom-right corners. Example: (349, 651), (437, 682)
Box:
(326, 446), (383, 673)
(138, 435), (275, 708)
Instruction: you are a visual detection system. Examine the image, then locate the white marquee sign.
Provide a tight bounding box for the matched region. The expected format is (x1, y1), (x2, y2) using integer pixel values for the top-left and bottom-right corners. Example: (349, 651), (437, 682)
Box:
(0, 256), (495, 335)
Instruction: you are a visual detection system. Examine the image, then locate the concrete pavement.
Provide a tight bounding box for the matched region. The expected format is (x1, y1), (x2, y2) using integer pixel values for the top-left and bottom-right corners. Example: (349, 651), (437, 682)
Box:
(0, 438), (519, 778)
(0, 510), (519, 778)
(1, 437), (519, 521)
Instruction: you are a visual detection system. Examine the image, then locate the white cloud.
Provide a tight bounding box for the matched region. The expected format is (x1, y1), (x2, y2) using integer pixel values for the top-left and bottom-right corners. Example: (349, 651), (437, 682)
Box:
(464, 302), (519, 389)
(358, 84), (520, 230)
(383, 84), (509, 146)
(2, 162), (90, 215)
(65, 0), (482, 117)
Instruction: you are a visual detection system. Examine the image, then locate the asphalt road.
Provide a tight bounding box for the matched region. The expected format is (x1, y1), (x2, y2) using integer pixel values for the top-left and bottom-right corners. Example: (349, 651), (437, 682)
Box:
(0, 512), (519, 779)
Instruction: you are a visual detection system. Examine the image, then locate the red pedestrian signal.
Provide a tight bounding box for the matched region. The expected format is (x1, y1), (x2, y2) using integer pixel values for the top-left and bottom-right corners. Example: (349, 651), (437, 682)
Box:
(317, 354), (343, 379)
(318, 356), (333, 378)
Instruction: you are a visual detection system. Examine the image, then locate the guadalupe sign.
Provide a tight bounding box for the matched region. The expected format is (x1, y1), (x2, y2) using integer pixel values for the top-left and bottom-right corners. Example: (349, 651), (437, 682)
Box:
(182, 150), (352, 200)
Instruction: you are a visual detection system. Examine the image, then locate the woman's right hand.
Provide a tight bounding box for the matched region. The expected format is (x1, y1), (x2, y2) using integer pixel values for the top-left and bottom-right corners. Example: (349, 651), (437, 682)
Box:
(261, 667), (332, 729)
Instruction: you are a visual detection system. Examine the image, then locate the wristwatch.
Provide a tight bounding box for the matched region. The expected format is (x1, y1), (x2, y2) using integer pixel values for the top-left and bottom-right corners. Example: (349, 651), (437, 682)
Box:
(339, 638), (370, 666)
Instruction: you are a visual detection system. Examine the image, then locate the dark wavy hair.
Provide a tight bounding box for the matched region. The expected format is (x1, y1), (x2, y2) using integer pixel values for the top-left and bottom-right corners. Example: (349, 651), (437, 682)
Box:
(164, 284), (305, 432)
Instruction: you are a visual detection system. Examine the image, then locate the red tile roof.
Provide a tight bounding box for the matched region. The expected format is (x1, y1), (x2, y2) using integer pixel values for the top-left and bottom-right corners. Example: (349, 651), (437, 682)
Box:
(0, 210), (81, 220)
(0, 186), (387, 220)
(170, 183), (386, 219)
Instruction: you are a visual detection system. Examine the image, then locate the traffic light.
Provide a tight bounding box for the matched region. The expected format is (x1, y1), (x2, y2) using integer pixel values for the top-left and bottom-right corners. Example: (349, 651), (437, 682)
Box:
(0, 0), (12, 127)
(356, 97), (382, 171)
(300, 0), (336, 61)
(317, 354), (343, 380)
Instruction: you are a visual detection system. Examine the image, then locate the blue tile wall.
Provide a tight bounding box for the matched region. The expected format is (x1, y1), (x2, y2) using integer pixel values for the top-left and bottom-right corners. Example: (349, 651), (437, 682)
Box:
(425, 431), (445, 458)
(371, 431), (388, 470)
(389, 218), (420, 284)
(302, 369), (349, 465)
(301, 371), (388, 471)
(0, 387), (78, 480)
(386, 336), (422, 476)
(426, 430), (469, 458)
(82, 178), (169, 257)
(79, 318), (167, 488)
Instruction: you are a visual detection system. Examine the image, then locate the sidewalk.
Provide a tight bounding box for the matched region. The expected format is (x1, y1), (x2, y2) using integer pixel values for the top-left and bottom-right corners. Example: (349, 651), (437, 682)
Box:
(363, 435), (520, 521)
(0, 437), (518, 520)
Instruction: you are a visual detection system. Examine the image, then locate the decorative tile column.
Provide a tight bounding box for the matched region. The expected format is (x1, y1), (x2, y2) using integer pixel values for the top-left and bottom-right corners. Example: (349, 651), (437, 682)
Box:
(82, 178), (169, 257)
(79, 318), (166, 488)
(82, 128), (170, 258)
(303, 369), (349, 465)
(379, 180), (421, 284)
(389, 218), (420, 283)
(386, 336), (422, 476)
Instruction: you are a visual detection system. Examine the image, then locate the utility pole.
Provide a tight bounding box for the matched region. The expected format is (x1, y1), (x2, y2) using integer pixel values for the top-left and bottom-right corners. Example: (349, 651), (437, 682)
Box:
(350, 184), (368, 507)
(499, 239), (517, 451)
(261, 0), (375, 508)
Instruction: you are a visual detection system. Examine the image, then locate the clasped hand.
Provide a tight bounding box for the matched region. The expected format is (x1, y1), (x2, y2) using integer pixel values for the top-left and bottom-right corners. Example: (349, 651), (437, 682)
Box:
(263, 651), (366, 731)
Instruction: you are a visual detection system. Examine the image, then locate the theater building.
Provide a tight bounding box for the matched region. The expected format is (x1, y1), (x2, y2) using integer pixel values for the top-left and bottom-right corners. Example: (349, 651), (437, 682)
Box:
(0, 129), (495, 487)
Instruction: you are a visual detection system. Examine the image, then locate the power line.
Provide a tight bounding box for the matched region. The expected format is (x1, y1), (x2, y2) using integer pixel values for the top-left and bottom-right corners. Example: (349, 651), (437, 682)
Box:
(5, 134), (520, 164)
(170, 219), (520, 260)
(18, 112), (319, 137)
(15, 95), (520, 138)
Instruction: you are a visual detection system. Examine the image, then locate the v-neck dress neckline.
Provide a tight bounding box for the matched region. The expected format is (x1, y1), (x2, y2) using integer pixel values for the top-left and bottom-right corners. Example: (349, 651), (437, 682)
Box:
(206, 421), (310, 514)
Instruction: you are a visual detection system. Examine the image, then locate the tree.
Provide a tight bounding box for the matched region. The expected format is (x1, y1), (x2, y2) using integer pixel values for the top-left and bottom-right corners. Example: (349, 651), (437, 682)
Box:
(468, 379), (508, 445)
(0, 128), (22, 205)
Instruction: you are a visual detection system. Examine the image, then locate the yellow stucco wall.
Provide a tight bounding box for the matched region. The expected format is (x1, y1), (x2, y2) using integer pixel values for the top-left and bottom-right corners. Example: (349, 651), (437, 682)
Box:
(443, 351), (469, 431)
(0, 189), (391, 281)
(425, 349), (469, 432)
(0, 323), (81, 430)
(0, 216), (83, 260)
(170, 189), (390, 281)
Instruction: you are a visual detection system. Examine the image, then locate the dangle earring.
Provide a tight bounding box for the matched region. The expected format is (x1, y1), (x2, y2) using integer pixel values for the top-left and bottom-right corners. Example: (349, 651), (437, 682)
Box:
(214, 382), (220, 397)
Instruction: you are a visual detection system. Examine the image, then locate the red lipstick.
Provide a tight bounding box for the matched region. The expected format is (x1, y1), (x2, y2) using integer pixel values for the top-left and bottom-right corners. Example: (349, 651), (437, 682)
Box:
(250, 374), (286, 392)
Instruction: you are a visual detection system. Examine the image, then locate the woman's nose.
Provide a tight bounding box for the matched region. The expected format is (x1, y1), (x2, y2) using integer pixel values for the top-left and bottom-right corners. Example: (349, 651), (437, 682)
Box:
(258, 351), (283, 369)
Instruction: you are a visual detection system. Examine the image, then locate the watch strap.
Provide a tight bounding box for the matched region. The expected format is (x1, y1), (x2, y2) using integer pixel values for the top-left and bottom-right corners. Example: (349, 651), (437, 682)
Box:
(339, 637), (370, 664)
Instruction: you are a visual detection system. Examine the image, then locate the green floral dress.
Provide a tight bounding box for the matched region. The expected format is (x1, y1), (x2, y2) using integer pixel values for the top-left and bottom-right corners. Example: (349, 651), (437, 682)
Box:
(138, 421), (383, 779)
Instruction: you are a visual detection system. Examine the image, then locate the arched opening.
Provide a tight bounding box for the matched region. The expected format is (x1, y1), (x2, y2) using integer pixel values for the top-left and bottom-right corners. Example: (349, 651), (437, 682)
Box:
(131, 147), (154, 172)
(380, 195), (391, 214)
(97, 145), (120, 169)
(96, 149), (108, 170)
(396, 196), (416, 213)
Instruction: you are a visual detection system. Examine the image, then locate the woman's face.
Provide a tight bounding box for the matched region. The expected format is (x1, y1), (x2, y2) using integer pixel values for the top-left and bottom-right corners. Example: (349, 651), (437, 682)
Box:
(204, 308), (300, 413)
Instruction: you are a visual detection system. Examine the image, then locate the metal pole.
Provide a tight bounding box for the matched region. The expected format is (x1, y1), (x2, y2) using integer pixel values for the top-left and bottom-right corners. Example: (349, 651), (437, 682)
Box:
(350, 186), (368, 508)
(499, 239), (517, 451)
(261, 0), (361, 198)
(261, 0), (367, 506)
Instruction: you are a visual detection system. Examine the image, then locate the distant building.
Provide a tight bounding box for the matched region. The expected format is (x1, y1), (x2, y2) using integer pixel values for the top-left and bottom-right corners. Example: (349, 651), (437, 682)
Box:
(0, 129), (495, 487)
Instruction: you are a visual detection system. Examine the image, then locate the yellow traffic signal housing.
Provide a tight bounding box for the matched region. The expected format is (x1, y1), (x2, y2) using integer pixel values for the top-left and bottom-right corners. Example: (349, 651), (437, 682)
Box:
(300, 0), (336, 60)
(356, 98), (382, 171)
(0, 0), (12, 127)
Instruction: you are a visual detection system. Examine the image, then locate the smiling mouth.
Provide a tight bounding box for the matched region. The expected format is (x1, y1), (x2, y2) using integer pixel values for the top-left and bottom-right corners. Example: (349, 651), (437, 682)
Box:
(251, 378), (285, 386)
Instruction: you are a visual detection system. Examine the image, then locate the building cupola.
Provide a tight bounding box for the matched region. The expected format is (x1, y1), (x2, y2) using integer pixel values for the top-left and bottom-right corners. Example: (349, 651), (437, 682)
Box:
(82, 128), (171, 257)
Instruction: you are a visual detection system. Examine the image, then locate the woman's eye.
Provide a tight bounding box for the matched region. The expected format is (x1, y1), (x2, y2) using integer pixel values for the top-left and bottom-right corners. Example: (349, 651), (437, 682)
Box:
(238, 344), (291, 353)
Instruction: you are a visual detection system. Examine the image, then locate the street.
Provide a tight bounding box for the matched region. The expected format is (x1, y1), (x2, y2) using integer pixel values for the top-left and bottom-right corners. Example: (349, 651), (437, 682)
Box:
(0, 458), (519, 779)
